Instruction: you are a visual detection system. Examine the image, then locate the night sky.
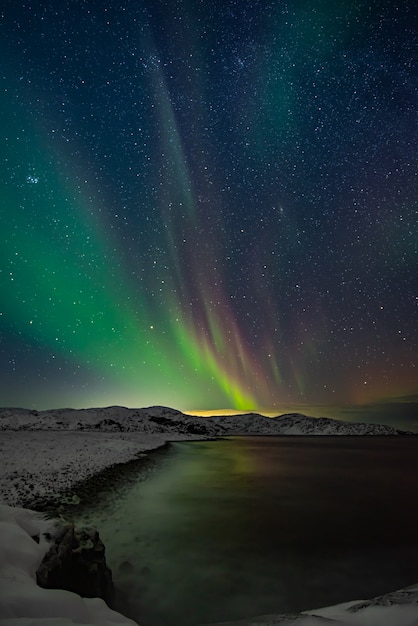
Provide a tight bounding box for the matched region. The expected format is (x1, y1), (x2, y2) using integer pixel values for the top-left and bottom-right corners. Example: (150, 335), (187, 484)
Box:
(1, 0), (417, 422)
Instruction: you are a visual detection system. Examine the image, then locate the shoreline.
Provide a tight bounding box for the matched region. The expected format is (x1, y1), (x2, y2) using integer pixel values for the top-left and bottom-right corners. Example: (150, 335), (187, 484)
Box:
(0, 430), (209, 510)
(2, 430), (416, 514)
(35, 439), (181, 519)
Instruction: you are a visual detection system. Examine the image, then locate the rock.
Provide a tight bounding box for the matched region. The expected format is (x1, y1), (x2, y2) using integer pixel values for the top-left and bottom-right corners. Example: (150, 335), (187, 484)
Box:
(36, 522), (114, 605)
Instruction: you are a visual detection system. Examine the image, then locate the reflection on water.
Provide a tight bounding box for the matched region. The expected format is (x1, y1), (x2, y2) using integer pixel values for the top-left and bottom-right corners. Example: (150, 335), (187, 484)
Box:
(73, 437), (418, 626)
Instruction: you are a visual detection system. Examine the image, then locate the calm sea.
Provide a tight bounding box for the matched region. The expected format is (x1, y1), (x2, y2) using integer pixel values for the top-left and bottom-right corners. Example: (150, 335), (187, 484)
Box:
(73, 436), (418, 626)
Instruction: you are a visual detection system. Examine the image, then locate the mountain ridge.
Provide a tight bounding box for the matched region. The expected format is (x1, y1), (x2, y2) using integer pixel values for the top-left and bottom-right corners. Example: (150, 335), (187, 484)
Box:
(0, 405), (413, 436)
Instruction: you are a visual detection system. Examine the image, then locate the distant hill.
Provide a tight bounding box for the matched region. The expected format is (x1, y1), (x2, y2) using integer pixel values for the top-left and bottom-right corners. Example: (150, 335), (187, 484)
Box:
(0, 405), (413, 436)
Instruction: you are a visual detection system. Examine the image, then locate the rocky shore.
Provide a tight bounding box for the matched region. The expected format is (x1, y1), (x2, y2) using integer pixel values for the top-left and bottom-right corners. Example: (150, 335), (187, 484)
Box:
(0, 429), (204, 510)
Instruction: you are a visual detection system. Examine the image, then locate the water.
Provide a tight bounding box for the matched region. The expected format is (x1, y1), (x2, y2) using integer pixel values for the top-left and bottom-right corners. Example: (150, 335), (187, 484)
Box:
(73, 436), (418, 626)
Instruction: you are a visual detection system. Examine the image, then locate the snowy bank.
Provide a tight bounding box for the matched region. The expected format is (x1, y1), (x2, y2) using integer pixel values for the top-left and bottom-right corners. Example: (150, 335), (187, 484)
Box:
(0, 504), (138, 625)
(0, 430), (201, 509)
(210, 585), (418, 625)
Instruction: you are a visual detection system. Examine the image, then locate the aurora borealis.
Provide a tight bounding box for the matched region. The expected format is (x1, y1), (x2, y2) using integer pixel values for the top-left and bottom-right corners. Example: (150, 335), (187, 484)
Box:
(0, 0), (417, 420)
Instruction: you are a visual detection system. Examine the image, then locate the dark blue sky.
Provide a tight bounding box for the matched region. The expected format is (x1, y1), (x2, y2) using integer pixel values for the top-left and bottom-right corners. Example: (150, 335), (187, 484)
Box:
(0, 0), (417, 422)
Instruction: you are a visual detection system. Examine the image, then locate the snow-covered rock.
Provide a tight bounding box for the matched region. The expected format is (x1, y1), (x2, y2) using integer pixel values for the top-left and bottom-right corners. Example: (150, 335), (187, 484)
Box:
(36, 523), (113, 605)
(0, 504), (138, 626)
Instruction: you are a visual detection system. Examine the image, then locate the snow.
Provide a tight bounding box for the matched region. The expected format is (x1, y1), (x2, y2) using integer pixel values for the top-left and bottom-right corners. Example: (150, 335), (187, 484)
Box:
(0, 430), (203, 508)
(308, 595), (418, 625)
(239, 602), (418, 625)
(0, 504), (138, 625)
(210, 588), (418, 625)
(0, 405), (417, 625)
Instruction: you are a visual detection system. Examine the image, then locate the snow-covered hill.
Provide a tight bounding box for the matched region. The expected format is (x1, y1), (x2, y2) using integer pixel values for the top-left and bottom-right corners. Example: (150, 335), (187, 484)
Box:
(0, 405), (412, 435)
(0, 405), (214, 435)
(208, 412), (411, 435)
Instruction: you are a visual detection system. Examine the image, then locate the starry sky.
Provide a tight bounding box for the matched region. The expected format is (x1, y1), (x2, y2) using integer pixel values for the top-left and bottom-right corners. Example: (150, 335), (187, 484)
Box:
(1, 0), (417, 424)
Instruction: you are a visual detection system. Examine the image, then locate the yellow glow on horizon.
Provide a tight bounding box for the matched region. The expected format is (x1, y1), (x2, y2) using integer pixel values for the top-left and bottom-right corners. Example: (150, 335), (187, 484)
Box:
(183, 404), (344, 419)
(184, 408), (280, 417)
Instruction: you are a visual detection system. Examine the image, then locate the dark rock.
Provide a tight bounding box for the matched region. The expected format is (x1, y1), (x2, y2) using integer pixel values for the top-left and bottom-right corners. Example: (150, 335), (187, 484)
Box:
(94, 418), (124, 431)
(36, 522), (114, 605)
(186, 422), (209, 434)
(148, 415), (175, 426)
